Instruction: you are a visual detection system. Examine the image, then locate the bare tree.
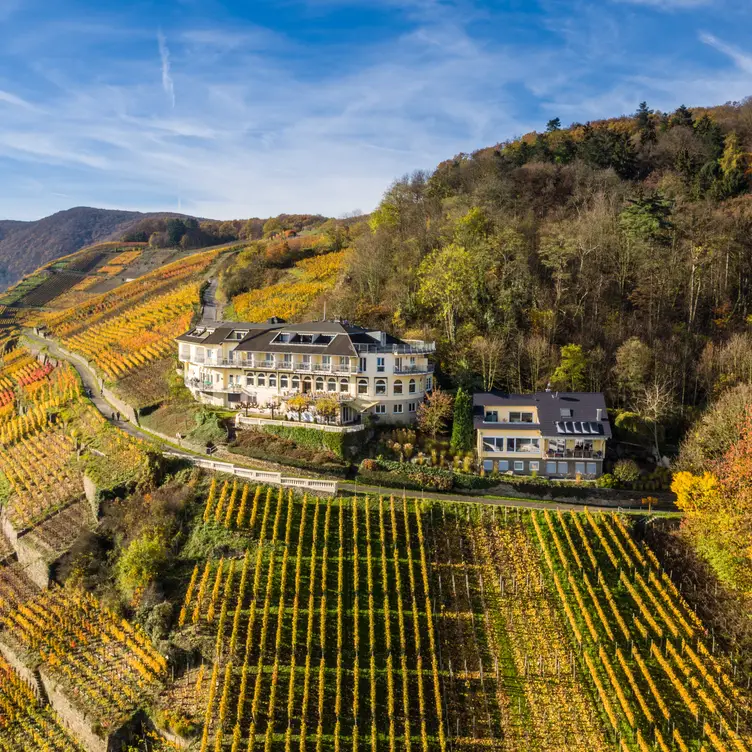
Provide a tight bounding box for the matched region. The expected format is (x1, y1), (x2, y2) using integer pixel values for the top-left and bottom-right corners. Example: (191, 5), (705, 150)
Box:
(471, 335), (506, 392)
(638, 379), (675, 462)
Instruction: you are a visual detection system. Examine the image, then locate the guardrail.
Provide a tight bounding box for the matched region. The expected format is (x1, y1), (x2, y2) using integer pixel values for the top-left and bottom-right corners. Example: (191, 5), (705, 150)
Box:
(235, 415), (365, 433)
(163, 452), (339, 494)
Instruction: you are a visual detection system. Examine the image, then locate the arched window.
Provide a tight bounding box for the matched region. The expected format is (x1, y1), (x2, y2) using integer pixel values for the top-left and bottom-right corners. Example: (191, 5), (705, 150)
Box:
(292, 375), (300, 391)
(408, 378), (416, 394)
(257, 373), (266, 387)
(269, 373), (277, 388)
(375, 379), (387, 395)
(280, 374), (289, 390)
(327, 377), (337, 392)
(246, 374), (255, 387)
(340, 378), (349, 393)
(315, 376), (324, 392)
(302, 376), (312, 393)
(358, 379), (368, 395)
(393, 379), (403, 395)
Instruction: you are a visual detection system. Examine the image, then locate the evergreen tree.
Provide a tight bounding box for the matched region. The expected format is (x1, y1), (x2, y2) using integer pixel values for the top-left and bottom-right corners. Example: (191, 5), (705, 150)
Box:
(450, 387), (474, 453)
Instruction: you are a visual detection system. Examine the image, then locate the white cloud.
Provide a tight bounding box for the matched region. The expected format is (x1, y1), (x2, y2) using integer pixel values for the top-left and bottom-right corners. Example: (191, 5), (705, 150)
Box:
(157, 30), (175, 108)
(615, 0), (711, 8)
(700, 32), (752, 75)
(0, 89), (36, 109)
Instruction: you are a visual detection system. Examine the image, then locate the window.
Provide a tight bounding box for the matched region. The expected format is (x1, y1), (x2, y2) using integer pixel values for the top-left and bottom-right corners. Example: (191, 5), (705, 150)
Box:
(483, 460), (494, 472)
(393, 404), (403, 413)
(375, 379), (387, 395)
(546, 461), (557, 474)
(375, 404), (386, 414)
(484, 411), (498, 423)
(340, 378), (349, 393)
(426, 376), (433, 391)
(359, 357), (367, 372)
(575, 462), (586, 476)
(228, 349), (235, 362)
(315, 376), (324, 391)
(327, 378), (337, 392)
(530, 461), (539, 472)
(482, 436), (502, 452)
(498, 460), (509, 472)
(393, 379), (403, 395)
(586, 462), (597, 475)
(228, 374), (234, 385)
(257, 373), (266, 387)
(505, 437), (540, 453)
(408, 378), (416, 394)
(269, 374), (277, 388)
(246, 374), (254, 387)
(560, 408), (573, 418)
(358, 379), (368, 395)
(302, 355), (311, 367)
(280, 375), (289, 389)
(292, 375), (300, 390)
(282, 354), (292, 368)
(322, 356), (331, 367)
(509, 411), (534, 423)
(548, 438), (565, 455)
(377, 357), (385, 373)
(339, 356), (349, 370)
(558, 462), (568, 474)
(408, 402), (416, 413)
(514, 461), (524, 472)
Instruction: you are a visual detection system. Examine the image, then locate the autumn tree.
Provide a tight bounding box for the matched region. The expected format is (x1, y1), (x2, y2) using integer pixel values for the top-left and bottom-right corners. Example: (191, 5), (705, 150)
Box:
(416, 387), (454, 438)
(314, 398), (339, 424)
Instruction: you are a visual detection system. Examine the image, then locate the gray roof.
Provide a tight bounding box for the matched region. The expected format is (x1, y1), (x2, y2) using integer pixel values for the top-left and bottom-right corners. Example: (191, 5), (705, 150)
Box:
(473, 391), (611, 438)
(176, 319), (417, 357)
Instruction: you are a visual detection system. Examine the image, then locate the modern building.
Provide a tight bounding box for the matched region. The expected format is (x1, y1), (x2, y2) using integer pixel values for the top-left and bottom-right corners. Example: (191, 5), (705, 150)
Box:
(176, 319), (435, 425)
(473, 391), (611, 478)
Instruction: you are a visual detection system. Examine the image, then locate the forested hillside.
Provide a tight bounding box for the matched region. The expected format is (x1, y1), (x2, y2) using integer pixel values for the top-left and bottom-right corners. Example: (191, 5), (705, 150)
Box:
(330, 101), (752, 433)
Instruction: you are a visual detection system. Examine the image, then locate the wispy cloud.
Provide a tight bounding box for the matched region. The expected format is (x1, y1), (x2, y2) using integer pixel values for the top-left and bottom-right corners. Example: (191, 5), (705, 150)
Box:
(615, 0), (711, 8)
(157, 30), (175, 108)
(700, 32), (752, 75)
(0, 89), (36, 110)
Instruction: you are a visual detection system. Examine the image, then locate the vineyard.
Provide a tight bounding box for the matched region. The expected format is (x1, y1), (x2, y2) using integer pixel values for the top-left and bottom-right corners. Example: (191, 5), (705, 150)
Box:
(37, 248), (218, 384)
(0, 654), (85, 751)
(0, 586), (166, 731)
(229, 251), (345, 322)
(159, 480), (752, 752)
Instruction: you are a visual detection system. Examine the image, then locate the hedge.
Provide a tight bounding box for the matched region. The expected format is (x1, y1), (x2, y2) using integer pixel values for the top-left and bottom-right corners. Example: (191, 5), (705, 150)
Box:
(255, 424), (365, 459)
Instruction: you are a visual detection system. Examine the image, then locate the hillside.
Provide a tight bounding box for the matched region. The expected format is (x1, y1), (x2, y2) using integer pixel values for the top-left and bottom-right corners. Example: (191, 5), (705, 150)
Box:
(0, 207), (205, 289)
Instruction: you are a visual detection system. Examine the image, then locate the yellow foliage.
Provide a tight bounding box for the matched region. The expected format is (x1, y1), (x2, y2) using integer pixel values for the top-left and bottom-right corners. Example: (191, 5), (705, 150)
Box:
(671, 471), (723, 515)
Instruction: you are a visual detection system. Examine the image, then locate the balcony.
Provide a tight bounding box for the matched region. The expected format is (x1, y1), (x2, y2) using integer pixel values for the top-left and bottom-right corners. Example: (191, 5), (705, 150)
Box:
(187, 377), (243, 394)
(393, 363), (434, 374)
(353, 341), (436, 354)
(545, 449), (603, 460)
(293, 362), (358, 375)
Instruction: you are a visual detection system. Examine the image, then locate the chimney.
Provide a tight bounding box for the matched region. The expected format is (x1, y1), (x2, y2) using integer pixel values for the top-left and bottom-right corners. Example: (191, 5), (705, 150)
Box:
(596, 408), (603, 421)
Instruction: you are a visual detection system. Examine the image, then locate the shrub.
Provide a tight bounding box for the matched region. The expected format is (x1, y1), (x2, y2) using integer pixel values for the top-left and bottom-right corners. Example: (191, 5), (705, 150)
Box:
(596, 473), (616, 488)
(613, 458), (640, 483)
(116, 533), (168, 600)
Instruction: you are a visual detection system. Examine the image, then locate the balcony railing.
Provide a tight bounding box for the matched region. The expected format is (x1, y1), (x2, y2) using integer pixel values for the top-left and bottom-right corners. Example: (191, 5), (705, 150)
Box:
(545, 449), (603, 460)
(353, 341), (436, 354)
(393, 364), (434, 374)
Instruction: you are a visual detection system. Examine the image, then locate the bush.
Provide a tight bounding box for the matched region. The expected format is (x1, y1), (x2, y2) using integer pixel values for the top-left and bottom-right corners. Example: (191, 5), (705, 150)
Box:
(116, 532), (168, 599)
(596, 473), (616, 488)
(256, 424), (364, 459)
(187, 408), (227, 444)
(613, 459), (640, 483)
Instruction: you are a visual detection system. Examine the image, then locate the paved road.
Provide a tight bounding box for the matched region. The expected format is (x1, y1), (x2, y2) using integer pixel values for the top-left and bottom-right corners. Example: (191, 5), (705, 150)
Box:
(200, 278), (222, 322)
(23, 330), (192, 453)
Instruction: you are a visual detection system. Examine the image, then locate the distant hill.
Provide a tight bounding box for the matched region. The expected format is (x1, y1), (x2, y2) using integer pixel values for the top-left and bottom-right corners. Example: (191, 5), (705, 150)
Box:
(0, 207), (200, 289)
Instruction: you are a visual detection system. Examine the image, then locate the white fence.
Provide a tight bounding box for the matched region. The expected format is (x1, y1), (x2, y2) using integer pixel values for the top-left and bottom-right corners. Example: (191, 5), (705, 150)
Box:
(163, 452), (339, 495)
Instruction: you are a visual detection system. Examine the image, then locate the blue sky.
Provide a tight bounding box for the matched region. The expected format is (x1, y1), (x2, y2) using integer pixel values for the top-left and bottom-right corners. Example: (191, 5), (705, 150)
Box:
(0, 0), (751, 221)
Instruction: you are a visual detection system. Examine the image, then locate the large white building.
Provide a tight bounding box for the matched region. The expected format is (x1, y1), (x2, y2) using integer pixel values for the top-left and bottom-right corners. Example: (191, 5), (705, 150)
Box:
(176, 319), (435, 425)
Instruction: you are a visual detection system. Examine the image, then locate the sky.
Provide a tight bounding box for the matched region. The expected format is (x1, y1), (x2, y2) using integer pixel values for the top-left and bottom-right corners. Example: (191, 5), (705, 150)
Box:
(0, 0), (751, 221)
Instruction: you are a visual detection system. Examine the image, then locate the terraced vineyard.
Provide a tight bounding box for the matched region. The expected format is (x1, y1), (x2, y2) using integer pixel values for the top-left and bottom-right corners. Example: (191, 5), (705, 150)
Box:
(0, 654), (85, 751)
(164, 481), (752, 752)
(39, 248), (219, 382)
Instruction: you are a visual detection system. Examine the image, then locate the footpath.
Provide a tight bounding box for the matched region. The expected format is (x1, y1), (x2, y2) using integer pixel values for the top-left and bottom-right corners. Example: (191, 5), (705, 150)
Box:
(22, 329), (678, 514)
